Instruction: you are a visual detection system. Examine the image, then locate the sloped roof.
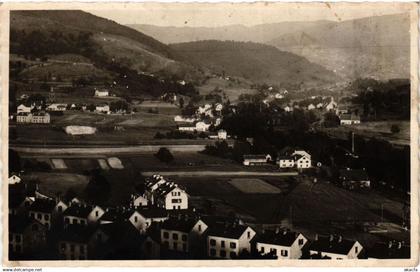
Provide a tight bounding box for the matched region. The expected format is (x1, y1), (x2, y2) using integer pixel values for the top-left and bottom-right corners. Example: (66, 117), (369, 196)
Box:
(59, 224), (97, 243)
(137, 207), (168, 219)
(340, 114), (360, 121)
(100, 207), (133, 222)
(307, 235), (357, 255)
(257, 229), (301, 247)
(207, 222), (250, 239)
(243, 154), (269, 160)
(29, 199), (56, 213)
(63, 204), (93, 218)
(367, 242), (410, 259)
(161, 217), (197, 233)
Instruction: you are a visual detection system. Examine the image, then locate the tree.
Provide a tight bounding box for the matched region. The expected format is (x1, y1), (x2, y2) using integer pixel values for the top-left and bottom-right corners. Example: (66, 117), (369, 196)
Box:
(323, 112), (340, 127)
(85, 169), (110, 204)
(179, 97), (185, 108)
(9, 149), (21, 173)
(390, 124), (400, 134)
(155, 147), (174, 163)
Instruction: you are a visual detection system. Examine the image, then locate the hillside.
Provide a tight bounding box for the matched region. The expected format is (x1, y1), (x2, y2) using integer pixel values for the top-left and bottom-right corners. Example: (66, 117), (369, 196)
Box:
(127, 21), (333, 44)
(10, 10), (200, 82)
(170, 40), (340, 88)
(268, 13), (410, 80)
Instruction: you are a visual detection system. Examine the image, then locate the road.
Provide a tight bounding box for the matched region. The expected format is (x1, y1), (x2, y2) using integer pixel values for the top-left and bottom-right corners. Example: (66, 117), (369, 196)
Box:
(141, 171), (298, 177)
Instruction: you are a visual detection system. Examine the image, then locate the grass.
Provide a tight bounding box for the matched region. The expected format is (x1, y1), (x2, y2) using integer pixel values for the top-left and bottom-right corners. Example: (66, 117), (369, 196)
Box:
(198, 77), (257, 103)
(228, 178), (282, 194)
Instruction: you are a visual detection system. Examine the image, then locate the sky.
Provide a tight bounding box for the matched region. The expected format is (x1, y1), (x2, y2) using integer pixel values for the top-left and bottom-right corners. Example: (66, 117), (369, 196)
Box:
(86, 2), (413, 27)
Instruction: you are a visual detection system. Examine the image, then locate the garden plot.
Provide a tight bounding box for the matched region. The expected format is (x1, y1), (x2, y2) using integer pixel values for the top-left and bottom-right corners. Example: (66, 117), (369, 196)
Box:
(228, 178), (282, 194)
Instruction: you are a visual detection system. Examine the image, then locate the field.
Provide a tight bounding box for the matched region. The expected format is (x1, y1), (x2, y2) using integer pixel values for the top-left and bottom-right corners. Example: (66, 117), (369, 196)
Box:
(198, 77), (258, 102)
(321, 120), (410, 146)
(228, 178), (282, 193)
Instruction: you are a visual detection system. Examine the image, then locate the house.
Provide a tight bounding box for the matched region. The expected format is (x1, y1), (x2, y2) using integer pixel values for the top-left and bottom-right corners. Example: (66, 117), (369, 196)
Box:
(9, 214), (47, 258)
(174, 115), (196, 123)
(87, 205), (106, 224)
(339, 114), (361, 125)
(275, 93), (284, 99)
(94, 89), (109, 97)
(9, 174), (21, 184)
(178, 121), (211, 132)
(17, 104), (33, 113)
(316, 103), (324, 109)
(58, 224), (97, 260)
(284, 106), (292, 112)
(131, 193), (149, 207)
(307, 235), (363, 259)
(207, 222), (256, 259)
(54, 200), (69, 215)
(217, 129), (227, 140)
(215, 103), (223, 111)
(144, 176), (189, 210)
(307, 104), (316, 110)
(287, 150), (311, 169)
(339, 168), (370, 189)
(277, 156), (295, 168)
(28, 198), (56, 229)
(325, 97), (338, 111)
(243, 154), (272, 166)
(160, 216), (208, 254)
(17, 112), (51, 124)
(95, 104), (110, 114)
(197, 104), (212, 115)
(256, 229), (308, 259)
(47, 103), (67, 112)
(134, 208), (169, 233)
(63, 204), (93, 226)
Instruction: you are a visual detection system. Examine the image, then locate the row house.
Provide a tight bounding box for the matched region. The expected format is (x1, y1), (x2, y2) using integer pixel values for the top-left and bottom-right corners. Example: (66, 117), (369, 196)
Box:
(256, 229), (308, 259)
(178, 121), (211, 132)
(17, 112), (50, 124)
(207, 222), (256, 259)
(307, 235), (363, 259)
(144, 176), (189, 210)
(278, 150), (311, 169)
(339, 114), (361, 125)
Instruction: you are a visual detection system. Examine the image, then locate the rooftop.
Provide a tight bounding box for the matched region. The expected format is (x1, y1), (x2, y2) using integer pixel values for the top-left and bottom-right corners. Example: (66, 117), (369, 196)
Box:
(207, 222), (250, 240)
(28, 198), (56, 213)
(63, 204), (93, 218)
(257, 229), (301, 247)
(307, 235), (358, 255)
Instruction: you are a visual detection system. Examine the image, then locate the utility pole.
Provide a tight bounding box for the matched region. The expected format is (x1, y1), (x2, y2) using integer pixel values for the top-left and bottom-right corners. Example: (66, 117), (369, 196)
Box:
(352, 132), (355, 154)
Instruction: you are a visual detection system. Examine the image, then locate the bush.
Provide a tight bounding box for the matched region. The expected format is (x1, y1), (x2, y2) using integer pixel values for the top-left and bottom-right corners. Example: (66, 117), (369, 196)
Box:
(155, 147), (174, 163)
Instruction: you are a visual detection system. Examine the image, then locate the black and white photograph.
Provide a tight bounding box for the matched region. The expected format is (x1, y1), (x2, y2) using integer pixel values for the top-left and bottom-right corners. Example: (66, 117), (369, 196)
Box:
(3, 2), (418, 266)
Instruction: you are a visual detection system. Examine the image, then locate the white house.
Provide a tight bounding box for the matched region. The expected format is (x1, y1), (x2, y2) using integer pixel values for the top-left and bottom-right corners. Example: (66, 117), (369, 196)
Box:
(144, 176), (189, 210)
(178, 121), (211, 132)
(307, 104), (316, 110)
(256, 229), (308, 259)
(308, 235), (363, 259)
(131, 193), (149, 207)
(197, 104), (212, 115)
(174, 115), (196, 123)
(9, 175), (21, 184)
(277, 156), (295, 168)
(161, 217), (208, 253)
(87, 205), (105, 224)
(207, 222), (256, 259)
(134, 208), (168, 233)
(218, 129), (227, 140)
(215, 103), (223, 112)
(243, 154), (272, 166)
(63, 204), (93, 226)
(95, 104), (110, 114)
(284, 106), (292, 112)
(339, 114), (361, 125)
(17, 104), (33, 113)
(47, 103), (67, 112)
(325, 97), (338, 111)
(94, 89), (109, 97)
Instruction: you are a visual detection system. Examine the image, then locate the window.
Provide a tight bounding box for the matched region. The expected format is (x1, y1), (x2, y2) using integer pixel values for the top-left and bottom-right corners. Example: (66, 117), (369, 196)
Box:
(45, 223), (50, 228)
(70, 245), (75, 252)
(230, 252), (236, 259)
(230, 242), (236, 249)
(95, 211), (99, 217)
(281, 250), (288, 257)
(298, 239), (304, 245)
(221, 241), (225, 248)
(247, 231), (250, 238)
(182, 243), (187, 252)
(72, 219), (77, 224)
(173, 233), (178, 240)
(173, 242), (178, 250)
(65, 218), (70, 224)
(220, 250), (226, 258)
(355, 246), (358, 253)
(260, 246), (265, 253)
(163, 232), (169, 239)
(210, 248), (216, 256)
(44, 214), (49, 220)
(171, 199), (181, 203)
(163, 241), (169, 248)
(210, 239), (216, 246)
(134, 216), (138, 223)
(271, 248), (277, 255)
(182, 235), (187, 241)
(37, 213), (42, 219)
(198, 225), (202, 232)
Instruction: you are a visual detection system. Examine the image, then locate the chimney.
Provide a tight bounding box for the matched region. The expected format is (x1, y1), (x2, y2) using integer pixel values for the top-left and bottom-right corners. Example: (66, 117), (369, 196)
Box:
(314, 234), (318, 241)
(329, 234), (334, 242)
(283, 229), (287, 235)
(338, 236), (342, 243)
(388, 241), (393, 248)
(275, 227), (280, 234)
(397, 242), (402, 249)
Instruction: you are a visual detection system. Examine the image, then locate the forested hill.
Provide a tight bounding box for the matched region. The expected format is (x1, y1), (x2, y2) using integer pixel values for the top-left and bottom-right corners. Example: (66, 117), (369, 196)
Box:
(170, 40), (340, 88)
